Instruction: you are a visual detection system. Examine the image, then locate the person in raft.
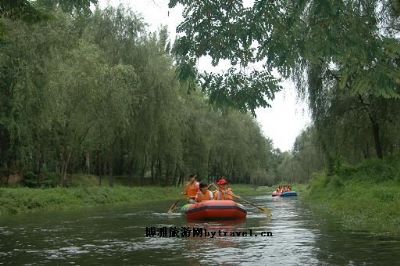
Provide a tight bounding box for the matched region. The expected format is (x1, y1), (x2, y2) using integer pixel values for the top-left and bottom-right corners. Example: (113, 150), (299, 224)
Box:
(195, 182), (213, 202)
(182, 174), (199, 203)
(214, 177), (234, 200)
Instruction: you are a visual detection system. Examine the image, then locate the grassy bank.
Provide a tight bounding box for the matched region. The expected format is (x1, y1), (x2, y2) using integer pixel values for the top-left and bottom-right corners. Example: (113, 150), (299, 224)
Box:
(305, 156), (400, 235)
(0, 186), (181, 216)
(0, 183), (268, 216)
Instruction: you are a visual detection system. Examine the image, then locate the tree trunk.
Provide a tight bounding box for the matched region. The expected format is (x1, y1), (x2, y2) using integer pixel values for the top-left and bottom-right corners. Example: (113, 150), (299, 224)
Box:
(317, 127), (334, 176)
(86, 151), (90, 174)
(61, 151), (72, 187)
(359, 95), (384, 159)
(6, 162), (10, 185)
(96, 150), (102, 186)
(363, 143), (370, 159)
(371, 120), (383, 159)
(156, 158), (162, 184)
(102, 159), (107, 186)
(172, 164), (179, 186)
(150, 159), (155, 185)
(179, 171), (184, 186)
(108, 162), (114, 187)
(129, 159), (134, 187)
(140, 153), (147, 184)
(165, 162), (170, 186)
(36, 149), (42, 187)
(366, 108), (383, 159)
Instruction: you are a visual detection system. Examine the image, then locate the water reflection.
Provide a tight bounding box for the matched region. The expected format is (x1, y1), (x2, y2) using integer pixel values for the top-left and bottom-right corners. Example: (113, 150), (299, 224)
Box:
(312, 215), (400, 265)
(185, 220), (245, 250)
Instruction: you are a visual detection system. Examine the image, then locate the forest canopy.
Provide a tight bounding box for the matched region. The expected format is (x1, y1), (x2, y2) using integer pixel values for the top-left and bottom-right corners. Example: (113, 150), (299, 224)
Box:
(0, 3), (281, 187)
(169, 0), (400, 179)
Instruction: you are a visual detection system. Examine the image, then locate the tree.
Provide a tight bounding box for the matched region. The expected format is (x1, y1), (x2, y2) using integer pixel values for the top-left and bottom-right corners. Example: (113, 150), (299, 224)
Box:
(0, 4), (278, 187)
(169, 0), (400, 165)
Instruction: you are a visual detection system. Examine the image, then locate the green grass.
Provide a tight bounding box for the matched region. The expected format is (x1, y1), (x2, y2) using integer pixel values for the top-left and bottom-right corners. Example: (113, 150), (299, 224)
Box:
(0, 186), (182, 216)
(304, 155), (400, 235)
(0, 184), (267, 216)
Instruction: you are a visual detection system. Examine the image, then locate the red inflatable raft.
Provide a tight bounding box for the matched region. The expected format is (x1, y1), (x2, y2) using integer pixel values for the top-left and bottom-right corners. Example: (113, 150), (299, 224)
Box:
(181, 200), (247, 221)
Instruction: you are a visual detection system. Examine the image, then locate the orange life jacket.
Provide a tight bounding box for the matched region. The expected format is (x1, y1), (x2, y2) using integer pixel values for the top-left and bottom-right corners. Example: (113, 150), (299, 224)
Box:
(214, 188), (233, 200)
(195, 190), (213, 202)
(185, 182), (199, 199)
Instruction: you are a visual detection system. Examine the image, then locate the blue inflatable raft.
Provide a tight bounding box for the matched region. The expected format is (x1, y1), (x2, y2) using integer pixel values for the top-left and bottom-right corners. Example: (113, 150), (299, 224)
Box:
(280, 191), (297, 197)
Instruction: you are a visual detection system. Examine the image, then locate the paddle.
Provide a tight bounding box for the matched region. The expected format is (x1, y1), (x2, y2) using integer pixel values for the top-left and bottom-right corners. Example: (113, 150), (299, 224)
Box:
(231, 194), (271, 215)
(211, 183), (271, 215)
(167, 199), (181, 214)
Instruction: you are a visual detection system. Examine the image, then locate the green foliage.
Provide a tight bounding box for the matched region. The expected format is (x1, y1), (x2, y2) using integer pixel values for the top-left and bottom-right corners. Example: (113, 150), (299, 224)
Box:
(306, 178), (400, 235)
(169, 0), (283, 113)
(0, 0), (49, 23)
(0, 186), (180, 215)
(170, 0), (400, 168)
(0, 5), (275, 187)
(22, 171), (58, 188)
(0, 0), (98, 21)
(0, 184), (266, 216)
(274, 127), (325, 184)
(202, 68), (281, 115)
(335, 155), (400, 183)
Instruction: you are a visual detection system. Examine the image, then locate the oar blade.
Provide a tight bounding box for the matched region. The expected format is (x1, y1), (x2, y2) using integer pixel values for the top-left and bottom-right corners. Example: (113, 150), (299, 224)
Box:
(260, 207), (272, 215)
(167, 199), (180, 213)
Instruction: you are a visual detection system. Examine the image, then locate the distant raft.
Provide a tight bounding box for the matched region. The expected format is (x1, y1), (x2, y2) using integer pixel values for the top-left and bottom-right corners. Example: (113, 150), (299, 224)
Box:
(272, 191), (298, 197)
(181, 200), (247, 221)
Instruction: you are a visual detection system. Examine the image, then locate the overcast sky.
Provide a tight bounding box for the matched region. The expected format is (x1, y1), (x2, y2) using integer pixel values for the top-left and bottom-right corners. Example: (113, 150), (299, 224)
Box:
(99, 0), (312, 151)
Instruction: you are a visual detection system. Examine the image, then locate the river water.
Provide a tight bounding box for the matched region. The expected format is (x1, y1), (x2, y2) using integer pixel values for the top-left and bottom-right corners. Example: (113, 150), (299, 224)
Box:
(1, 195), (399, 265)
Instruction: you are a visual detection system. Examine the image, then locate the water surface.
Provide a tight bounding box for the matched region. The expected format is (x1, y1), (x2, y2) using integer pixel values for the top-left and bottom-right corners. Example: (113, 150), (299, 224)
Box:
(1, 195), (399, 265)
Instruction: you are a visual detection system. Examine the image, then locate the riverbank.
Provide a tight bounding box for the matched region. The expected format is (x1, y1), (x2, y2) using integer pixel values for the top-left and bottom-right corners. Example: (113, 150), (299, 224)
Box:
(0, 184), (269, 216)
(304, 156), (400, 235)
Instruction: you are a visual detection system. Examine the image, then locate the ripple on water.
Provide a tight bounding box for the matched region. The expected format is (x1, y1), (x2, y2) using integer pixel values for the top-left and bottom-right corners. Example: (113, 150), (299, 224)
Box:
(152, 212), (182, 218)
(2, 195), (399, 265)
(37, 228), (64, 233)
(120, 212), (137, 217)
(87, 216), (105, 219)
(79, 236), (185, 255)
(43, 246), (90, 260)
(0, 226), (14, 236)
(246, 213), (270, 219)
(123, 225), (143, 229)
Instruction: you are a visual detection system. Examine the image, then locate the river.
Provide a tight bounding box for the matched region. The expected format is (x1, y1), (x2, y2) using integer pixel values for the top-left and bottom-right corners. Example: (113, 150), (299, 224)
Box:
(1, 195), (399, 265)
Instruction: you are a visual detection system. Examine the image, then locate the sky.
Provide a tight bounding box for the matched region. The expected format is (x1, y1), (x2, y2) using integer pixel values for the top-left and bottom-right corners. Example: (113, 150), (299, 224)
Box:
(99, 0), (312, 151)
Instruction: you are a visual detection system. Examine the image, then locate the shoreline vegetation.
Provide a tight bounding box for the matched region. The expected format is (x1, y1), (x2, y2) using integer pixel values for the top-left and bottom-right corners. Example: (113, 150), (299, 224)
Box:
(304, 156), (400, 235)
(0, 183), (271, 216)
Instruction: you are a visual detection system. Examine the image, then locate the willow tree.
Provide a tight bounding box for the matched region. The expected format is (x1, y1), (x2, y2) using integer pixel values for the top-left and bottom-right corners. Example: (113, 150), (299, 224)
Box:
(0, 4), (286, 186)
(0, 14), (79, 181)
(169, 0), (400, 164)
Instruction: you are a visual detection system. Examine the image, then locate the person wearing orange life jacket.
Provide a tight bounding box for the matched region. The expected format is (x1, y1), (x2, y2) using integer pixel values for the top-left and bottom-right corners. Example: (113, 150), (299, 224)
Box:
(182, 174), (199, 203)
(195, 182), (213, 202)
(213, 178), (233, 200)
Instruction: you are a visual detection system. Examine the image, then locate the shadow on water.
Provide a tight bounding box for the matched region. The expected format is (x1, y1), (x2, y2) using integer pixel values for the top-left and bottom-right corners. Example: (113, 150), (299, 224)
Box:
(0, 196), (399, 265)
(308, 207), (400, 266)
